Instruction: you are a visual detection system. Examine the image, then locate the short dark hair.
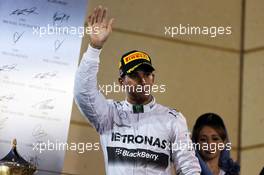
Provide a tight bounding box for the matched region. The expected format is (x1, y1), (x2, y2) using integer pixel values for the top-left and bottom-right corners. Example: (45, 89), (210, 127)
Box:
(192, 113), (228, 143)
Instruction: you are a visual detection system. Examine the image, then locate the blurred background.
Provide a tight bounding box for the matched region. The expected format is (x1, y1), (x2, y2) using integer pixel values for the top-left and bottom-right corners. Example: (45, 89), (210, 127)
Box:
(63, 0), (264, 174)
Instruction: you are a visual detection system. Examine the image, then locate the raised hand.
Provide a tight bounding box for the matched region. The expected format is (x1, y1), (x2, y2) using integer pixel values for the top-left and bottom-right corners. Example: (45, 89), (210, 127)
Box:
(87, 6), (114, 49)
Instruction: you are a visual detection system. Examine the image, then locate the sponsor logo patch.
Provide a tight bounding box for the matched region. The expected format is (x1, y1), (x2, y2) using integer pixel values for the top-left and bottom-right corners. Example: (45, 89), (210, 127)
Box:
(123, 52), (150, 64)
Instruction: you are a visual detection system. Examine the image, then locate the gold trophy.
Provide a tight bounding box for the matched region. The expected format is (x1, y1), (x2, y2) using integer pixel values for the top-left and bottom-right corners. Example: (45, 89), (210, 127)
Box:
(0, 139), (36, 175)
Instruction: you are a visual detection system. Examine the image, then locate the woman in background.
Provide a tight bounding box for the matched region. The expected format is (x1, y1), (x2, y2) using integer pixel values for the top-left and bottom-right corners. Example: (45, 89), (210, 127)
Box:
(192, 113), (240, 175)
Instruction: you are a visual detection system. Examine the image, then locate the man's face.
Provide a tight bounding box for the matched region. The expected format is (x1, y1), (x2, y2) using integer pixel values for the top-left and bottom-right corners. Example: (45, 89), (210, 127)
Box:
(119, 69), (155, 98)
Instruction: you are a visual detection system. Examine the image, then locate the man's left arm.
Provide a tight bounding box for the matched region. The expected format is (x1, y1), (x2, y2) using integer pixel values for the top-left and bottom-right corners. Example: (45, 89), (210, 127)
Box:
(170, 112), (201, 175)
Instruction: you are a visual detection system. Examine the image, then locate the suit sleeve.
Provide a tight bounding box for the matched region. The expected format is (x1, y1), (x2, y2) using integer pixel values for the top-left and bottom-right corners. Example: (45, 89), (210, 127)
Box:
(170, 112), (201, 175)
(74, 45), (115, 133)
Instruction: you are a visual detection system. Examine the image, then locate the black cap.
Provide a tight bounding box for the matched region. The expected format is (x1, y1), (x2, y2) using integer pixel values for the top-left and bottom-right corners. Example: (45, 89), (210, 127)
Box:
(119, 50), (155, 77)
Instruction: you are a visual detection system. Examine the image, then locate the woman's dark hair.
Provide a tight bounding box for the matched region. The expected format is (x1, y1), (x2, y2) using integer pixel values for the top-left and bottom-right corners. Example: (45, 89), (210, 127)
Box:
(192, 113), (240, 175)
(192, 113), (228, 143)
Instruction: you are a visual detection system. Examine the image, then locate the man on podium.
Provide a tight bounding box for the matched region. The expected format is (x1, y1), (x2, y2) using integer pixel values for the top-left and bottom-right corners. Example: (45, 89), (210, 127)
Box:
(74, 5), (201, 175)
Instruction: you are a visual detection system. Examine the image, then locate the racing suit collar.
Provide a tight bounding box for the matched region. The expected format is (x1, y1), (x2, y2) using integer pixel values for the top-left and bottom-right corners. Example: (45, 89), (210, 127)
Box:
(124, 96), (156, 113)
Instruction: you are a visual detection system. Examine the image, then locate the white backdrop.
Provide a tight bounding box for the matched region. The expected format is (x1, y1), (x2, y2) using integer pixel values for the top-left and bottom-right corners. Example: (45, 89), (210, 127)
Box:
(0, 0), (87, 174)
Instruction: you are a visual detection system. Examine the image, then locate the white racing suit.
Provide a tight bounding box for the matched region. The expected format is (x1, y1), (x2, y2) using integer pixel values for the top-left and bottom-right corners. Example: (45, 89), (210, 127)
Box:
(74, 45), (201, 175)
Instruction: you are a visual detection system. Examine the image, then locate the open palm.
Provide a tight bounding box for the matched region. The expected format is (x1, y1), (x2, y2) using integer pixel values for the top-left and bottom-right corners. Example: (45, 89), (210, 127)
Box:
(88, 6), (114, 49)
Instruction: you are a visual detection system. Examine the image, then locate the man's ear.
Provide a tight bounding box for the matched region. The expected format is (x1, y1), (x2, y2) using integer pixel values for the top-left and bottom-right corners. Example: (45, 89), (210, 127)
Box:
(118, 77), (123, 86)
(152, 73), (155, 83)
